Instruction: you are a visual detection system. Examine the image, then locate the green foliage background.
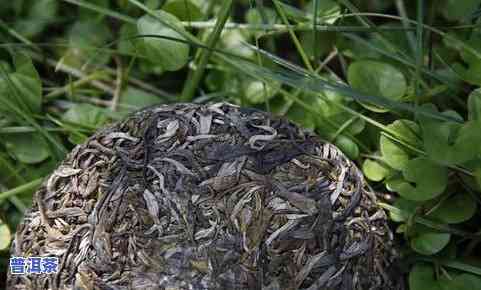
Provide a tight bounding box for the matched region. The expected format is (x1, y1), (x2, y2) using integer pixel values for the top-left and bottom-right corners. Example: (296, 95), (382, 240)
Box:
(1, 0), (481, 289)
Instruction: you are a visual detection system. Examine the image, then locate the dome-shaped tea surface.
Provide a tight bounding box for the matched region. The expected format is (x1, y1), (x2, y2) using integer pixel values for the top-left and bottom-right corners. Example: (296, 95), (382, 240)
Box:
(8, 103), (402, 290)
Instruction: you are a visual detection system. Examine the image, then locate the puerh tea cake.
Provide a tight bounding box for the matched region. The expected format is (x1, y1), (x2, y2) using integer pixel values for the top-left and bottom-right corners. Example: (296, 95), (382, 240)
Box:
(8, 102), (403, 290)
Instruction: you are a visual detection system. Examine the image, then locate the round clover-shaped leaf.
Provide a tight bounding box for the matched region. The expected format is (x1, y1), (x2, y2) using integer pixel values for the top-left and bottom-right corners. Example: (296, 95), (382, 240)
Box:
(373, 22), (412, 56)
(310, 87), (366, 136)
(334, 135), (359, 160)
(78, 0), (109, 20)
(118, 23), (138, 55)
(305, 0), (341, 25)
(443, 0), (481, 21)
(119, 87), (162, 110)
(411, 232), (451, 255)
(301, 31), (336, 60)
(221, 29), (254, 59)
(69, 20), (111, 48)
(362, 159), (391, 182)
(244, 80), (278, 104)
(453, 61), (481, 86)
(62, 103), (108, 128)
(328, 113), (366, 136)
(65, 20), (112, 67)
(137, 10), (190, 72)
(287, 103), (316, 130)
(245, 6), (279, 38)
(387, 157), (448, 201)
(4, 133), (50, 164)
(389, 197), (418, 222)
(0, 53), (42, 114)
(422, 117), (481, 165)
(440, 274), (481, 290)
(380, 120), (422, 171)
(428, 193), (477, 224)
(9, 74), (42, 114)
(409, 263), (442, 290)
(0, 220), (12, 251)
(14, 0), (59, 38)
(246, 7), (278, 27)
(347, 60), (407, 112)
(162, 0), (203, 21)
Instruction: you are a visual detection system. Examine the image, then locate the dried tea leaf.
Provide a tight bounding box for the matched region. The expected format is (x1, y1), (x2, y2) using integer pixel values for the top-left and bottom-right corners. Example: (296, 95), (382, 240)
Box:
(8, 103), (400, 290)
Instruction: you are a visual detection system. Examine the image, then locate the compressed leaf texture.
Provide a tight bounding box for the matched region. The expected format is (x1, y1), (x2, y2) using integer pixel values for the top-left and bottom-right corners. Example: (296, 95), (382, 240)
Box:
(8, 103), (402, 290)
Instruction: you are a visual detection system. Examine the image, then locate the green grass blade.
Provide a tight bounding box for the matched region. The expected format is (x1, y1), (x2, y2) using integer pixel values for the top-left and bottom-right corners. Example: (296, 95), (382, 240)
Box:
(312, 0), (319, 61)
(181, 0), (232, 101)
(378, 203), (479, 238)
(273, 0), (313, 71)
(0, 65), (67, 161)
(440, 260), (481, 276)
(78, 29), (462, 128)
(234, 44), (461, 123)
(337, 0), (411, 61)
(415, 0), (424, 101)
(62, 0), (136, 24)
(343, 33), (459, 91)
(338, 12), (481, 62)
(126, 0), (199, 44)
(0, 178), (43, 204)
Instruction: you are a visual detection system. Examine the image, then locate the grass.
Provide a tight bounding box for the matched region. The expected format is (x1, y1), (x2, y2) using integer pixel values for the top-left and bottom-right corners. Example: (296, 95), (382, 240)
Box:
(1, 1), (481, 289)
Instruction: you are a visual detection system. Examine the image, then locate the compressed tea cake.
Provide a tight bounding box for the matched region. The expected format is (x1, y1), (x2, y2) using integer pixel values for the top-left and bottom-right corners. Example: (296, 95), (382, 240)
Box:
(8, 102), (403, 290)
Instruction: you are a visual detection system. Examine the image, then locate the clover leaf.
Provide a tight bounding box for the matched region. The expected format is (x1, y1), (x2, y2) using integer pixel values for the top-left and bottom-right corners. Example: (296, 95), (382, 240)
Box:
(440, 274), (481, 290)
(62, 103), (108, 129)
(137, 10), (190, 72)
(428, 193), (477, 224)
(421, 109), (481, 165)
(4, 133), (50, 164)
(334, 134), (359, 160)
(387, 157), (448, 201)
(443, 0), (481, 21)
(389, 197), (419, 222)
(162, 0), (203, 22)
(409, 263), (442, 290)
(362, 159), (391, 182)
(411, 232), (451, 255)
(0, 218), (12, 251)
(0, 53), (42, 114)
(348, 60), (407, 112)
(380, 120), (422, 171)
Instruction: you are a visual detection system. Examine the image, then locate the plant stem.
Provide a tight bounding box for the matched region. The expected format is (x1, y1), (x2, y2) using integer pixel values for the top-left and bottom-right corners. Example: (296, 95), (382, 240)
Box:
(30, 53), (115, 96)
(111, 56), (123, 111)
(273, 0), (314, 72)
(44, 73), (108, 100)
(181, 0), (232, 101)
(57, 1), (414, 33)
(378, 202), (479, 238)
(0, 178), (43, 203)
(415, 0), (424, 102)
(395, 0), (417, 54)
